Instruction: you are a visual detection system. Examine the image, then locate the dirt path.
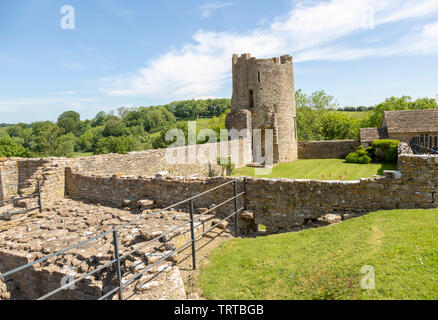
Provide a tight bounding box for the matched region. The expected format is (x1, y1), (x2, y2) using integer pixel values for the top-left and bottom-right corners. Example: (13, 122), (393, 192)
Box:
(177, 227), (234, 300)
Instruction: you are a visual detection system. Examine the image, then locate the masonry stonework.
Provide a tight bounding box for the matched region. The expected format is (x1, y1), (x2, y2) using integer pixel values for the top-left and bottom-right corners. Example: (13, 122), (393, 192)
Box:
(226, 53), (298, 164)
(298, 140), (361, 159)
(64, 152), (438, 234)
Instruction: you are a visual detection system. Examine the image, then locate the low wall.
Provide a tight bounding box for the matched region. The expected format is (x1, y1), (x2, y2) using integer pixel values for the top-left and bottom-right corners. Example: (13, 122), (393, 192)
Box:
(72, 139), (251, 177)
(65, 154), (438, 234)
(298, 140), (360, 159)
(0, 139), (251, 207)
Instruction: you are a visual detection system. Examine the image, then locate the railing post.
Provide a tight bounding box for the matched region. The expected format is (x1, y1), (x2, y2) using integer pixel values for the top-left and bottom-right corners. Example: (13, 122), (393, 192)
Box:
(112, 230), (124, 300)
(37, 179), (42, 213)
(233, 180), (239, 237)
(189, 199), (196, 270)
(243, 177), (247, 211)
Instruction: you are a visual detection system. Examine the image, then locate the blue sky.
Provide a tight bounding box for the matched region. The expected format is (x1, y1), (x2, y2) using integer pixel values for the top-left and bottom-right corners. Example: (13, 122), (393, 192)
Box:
(1, 0), (438, 123)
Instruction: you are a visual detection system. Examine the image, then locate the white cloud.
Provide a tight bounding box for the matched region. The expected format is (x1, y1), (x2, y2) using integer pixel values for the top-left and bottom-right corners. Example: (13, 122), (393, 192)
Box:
(199, 1), (234, 18)
(99, 0), (438, 100)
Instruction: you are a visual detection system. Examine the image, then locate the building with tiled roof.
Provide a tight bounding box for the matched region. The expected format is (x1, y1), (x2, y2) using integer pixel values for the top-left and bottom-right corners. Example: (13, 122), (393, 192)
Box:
(360, 109), (438, 147)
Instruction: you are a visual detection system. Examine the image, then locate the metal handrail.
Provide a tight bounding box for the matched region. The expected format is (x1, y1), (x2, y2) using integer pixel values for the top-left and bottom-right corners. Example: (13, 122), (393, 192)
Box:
(0, 177), (247, 300)
(0, 180), (42, 218)
(410, 136), (438, 155)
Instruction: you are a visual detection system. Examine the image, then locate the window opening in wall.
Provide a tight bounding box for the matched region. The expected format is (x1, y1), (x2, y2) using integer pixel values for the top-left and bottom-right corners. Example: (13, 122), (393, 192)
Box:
(258, 224), (267, 233)
(294, 117), (297, 140)
(258, 71), (261, 83)
(249, 89), (254, 109)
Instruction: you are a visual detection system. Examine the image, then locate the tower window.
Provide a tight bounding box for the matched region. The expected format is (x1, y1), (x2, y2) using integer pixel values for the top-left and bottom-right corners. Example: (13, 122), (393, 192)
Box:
(294, 117), (297, 140)
(257, 71), (261, 83)
(249, 89), (254, 109)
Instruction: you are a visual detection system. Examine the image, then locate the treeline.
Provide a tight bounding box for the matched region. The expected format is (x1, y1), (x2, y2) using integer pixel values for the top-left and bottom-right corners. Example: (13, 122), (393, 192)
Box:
(338, 106), (375, 112)
(0, 99), (230, 158)
(296, 91), (437, 141)
(1, 93), (437, 158)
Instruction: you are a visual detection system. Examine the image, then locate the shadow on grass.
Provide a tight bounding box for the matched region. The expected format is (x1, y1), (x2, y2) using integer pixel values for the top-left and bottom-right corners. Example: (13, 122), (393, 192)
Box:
(341, 161), (398, 177)
(376, 162), (398, 176)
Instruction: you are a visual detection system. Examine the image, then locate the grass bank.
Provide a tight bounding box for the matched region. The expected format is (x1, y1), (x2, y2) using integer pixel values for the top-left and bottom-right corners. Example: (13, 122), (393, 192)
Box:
(199, 209), (438, 300)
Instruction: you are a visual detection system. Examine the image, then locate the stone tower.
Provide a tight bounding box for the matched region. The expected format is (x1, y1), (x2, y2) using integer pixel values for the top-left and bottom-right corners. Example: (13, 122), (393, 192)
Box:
(225, 53), (298, 164)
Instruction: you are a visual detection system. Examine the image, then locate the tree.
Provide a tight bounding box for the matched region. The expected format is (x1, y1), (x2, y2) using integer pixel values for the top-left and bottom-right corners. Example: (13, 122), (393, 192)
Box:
(102, 119), (128, 137)
(363, 96), (438, 128)
(0, 136), (30, 157)
(320, 111), (360, 140)
(29, 121), (63, 156)
(57, 111), (84, 137)
(53, 133), (77, 157)
(94, 136), (134, 155)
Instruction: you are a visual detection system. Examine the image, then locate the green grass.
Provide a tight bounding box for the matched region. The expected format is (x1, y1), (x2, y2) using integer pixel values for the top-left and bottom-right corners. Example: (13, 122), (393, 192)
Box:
(199, 209), (438, 300)
(71, 152), (93, 158)
(339, 111), (370, 120)
(233, 159), (397, 180)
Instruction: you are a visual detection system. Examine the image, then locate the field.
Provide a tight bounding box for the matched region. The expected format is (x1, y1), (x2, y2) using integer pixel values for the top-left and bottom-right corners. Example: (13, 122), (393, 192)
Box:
(198, 208), (438, 300)
(71, 152), (93, 158)
(233, 159), (397, 180)
(339, 111), (369, 120)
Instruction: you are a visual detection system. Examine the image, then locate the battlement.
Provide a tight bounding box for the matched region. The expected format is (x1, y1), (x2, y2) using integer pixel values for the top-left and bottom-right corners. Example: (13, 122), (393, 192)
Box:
(232, 53), (293, 65)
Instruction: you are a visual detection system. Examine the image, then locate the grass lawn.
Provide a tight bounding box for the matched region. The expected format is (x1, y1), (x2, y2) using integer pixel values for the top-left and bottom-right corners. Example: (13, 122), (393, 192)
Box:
(339, 111), (370, 120)
(233, 159), (397, 180)
(71, 152), (93, 158)
(199, 209), (438, 300)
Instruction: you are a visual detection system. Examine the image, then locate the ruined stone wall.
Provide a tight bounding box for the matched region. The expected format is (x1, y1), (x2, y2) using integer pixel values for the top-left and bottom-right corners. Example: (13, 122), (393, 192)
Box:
(0, 159), (18, 206)
(72, 139), (251, 176)
(65, 154), (438, 234)
(298, 140), (360, 159)
(11, 158), (72, 207)
(65, 170), (244, 214)
(0, 138), (252, 208)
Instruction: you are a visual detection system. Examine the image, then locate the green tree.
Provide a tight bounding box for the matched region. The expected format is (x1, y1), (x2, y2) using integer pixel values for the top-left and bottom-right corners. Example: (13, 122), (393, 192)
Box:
(102, 118), (128, 137)
(94, 136), (134, 155)
(320, 111), (360, 140)
(0, 136), (30, 157)
(57, 111), (84, 137)
(363, 96), (438, 128)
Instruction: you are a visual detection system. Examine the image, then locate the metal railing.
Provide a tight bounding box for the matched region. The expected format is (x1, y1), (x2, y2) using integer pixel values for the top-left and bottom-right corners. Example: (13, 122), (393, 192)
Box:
(411, 135), (438, 155)
(0, 178), (247, 300)
(0, 180), (42, 219)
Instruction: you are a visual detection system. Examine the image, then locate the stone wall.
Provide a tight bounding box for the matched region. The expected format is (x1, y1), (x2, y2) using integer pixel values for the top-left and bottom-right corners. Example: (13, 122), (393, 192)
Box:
(0, 159), (18, 206)
(65, 171), (244, 215)
(0, 139), (252, 208)
(72, 139), (250, 176)
(298, 140), (360, 159)
(65, 154), (438, 234)
(227, 53), (298, 163)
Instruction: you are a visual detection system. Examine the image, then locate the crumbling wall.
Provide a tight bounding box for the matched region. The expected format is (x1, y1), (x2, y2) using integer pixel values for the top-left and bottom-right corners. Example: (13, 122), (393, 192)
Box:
(0, 159), (19, 206)
(65, 154), (438, 234)
(298, 140), (360, 159)
(72, 140), (250, 176)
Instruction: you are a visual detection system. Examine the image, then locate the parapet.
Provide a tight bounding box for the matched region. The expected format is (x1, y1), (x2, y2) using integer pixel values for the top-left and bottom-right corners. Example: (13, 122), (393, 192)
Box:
(232, 53), (293, 65)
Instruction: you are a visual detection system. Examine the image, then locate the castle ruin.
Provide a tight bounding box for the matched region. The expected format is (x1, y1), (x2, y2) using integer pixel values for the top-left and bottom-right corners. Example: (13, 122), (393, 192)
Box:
(226, 53), (298, 164)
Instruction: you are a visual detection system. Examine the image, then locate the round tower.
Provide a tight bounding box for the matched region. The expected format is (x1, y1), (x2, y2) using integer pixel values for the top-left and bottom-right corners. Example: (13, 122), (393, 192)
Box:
(226, 53), (298, 163)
